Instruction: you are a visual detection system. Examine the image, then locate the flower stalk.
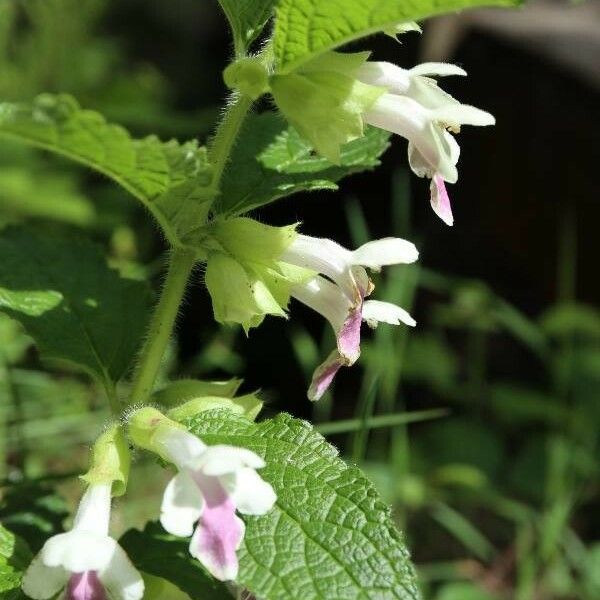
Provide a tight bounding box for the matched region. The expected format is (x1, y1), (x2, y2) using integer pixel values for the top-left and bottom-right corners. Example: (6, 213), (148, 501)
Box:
(129, 249), (197, 405)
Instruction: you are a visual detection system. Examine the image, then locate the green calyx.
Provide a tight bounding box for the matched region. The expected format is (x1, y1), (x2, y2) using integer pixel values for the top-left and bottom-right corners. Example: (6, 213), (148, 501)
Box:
(128, 406), (185, 461)
(168, 392), (263, 422)
(223, 57), (270, 100)
(81, 424), (130, 496)
(270, 51), (384, 163)
(203, 217), (313, 333)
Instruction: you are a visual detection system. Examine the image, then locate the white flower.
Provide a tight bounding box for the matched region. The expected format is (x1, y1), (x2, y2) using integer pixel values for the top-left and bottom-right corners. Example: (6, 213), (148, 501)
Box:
(156, 428), (276, 581)
(282, 235), (418, 400)
(22, 483), (144, 600)
(357, 61), (495, 226)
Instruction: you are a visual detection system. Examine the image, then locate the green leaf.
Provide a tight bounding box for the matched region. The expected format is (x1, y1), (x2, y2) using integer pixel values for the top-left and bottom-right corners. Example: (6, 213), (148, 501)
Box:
(186, 410), (420, 599)
(216, 112), (390, 215)
(120, 522), (230, 600)
(0, 94), (213, 248)
(0, 227), (151, 389)
(217, 0), (275, 53)
(0, 524), (32, 599)
(274, 0), (521, 73)
(0, 482), (68, 554)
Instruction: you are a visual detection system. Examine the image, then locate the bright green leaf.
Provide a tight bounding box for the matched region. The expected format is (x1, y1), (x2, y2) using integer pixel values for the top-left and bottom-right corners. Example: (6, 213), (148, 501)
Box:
(0, 524), (32, 599)
(0, 94), (213, 248)
(120, 522), (229, 600)
(274, 0), (521, 73)
(185, 410), (420, 599)
(216, 112), (390, 215)
(0, 227), (151, 389)
(217, 0), (276, 53)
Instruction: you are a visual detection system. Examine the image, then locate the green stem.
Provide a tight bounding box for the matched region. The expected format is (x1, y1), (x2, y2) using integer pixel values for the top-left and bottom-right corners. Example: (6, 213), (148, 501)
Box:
(208, 93), (253, 193)
(129, 249), (196, 404)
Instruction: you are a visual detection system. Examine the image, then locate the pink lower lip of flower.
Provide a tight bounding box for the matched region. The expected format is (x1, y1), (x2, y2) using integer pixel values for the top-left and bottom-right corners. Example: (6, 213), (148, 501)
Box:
(431, 175), (454, 226)
(337, 304), (362, 362)
(308, 353), (345, 401)
(193, 475), (244, 580)
(66, 571), (106, 600)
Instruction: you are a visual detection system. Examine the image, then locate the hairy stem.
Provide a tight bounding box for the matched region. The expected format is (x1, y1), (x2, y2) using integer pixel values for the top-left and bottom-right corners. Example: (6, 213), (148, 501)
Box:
(208, 93), (253, 193)
(129, 249), (196, 404)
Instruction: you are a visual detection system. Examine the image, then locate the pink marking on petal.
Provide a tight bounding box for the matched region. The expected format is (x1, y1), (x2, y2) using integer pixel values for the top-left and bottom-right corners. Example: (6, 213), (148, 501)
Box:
(430, 175), (454, 226)
(192, 475), (244, 581)
(66, 571), (106, 600)
(308, 352), (345, 401)
(337, 305), (362, 363)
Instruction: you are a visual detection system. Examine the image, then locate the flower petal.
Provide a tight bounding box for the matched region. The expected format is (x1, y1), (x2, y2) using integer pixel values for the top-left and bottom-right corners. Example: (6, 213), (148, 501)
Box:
(189, 477), (245, 581)
(357, 61), (411, 95)
(197, 446), (265, 477)
(21, 555), (68, 600)
(160, 472), (205, 537)
(154, 427), (207, 469)
(410, 62), (467, 78)
(72, 483), (111, 536)
(351, 238), (419, 268)
(308, 351), (346, 401)
(337, 302), (363, 363)
(362, 300), (416, 327)
(430, 176), (454, 226)
(224, 468), (277, 516)
(99, 544), (145, 600)
(41, 531), (116, 573)
(435, 103), (496, 128)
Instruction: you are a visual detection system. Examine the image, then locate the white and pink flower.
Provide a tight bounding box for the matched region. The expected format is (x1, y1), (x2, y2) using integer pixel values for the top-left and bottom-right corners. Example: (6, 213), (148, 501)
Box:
(357, 61), (495, 225)
(282, 234), (418, 400)
(155, 427), (276, 581)
(22, 483), (144, 600)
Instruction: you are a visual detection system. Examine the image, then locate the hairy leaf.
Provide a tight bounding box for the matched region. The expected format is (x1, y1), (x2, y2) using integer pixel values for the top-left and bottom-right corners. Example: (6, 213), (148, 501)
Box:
(0, 524), (31, 599)
(184, 410), (420, 599)
(0, 228), (151, 389)
(0, 94), (213, 247)
(274, 0), (521, 73)
(120, 522), (229, 600)
(217, 0), (276, 52)
(216, 112), (390, 215)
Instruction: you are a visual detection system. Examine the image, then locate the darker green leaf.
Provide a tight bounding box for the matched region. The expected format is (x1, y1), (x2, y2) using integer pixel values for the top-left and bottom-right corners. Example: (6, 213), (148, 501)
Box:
(216, 112), (390, 216)
(0, 227), (151, 389)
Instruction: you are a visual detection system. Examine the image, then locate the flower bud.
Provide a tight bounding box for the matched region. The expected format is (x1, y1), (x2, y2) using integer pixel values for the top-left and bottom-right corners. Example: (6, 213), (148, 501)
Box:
(223, 57), (270, 100)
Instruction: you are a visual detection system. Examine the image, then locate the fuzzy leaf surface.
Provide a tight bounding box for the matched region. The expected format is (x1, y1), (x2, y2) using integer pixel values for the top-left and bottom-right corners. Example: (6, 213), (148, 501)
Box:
(0, 94), (213, 247)
(216, 112), (390, 215)
(274, 0), (522, 72)
(183, 410), (420, 599)
(0, 228), (151, 388)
